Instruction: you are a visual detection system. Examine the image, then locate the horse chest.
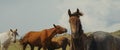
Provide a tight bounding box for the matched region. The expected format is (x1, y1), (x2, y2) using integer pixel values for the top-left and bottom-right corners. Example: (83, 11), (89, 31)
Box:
(0, 34), (10, 43)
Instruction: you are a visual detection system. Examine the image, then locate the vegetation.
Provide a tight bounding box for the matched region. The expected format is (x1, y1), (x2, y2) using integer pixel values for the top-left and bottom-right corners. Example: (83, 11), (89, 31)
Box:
(0, 41), (70, 50)
(111, 30), (120, 36)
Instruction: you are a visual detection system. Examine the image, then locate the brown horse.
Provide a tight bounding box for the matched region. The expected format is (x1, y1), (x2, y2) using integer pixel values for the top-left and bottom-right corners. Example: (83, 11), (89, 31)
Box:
(19, 24), (67, 50)
(47, 36), (70, 50)
(68, 9), (87, 50)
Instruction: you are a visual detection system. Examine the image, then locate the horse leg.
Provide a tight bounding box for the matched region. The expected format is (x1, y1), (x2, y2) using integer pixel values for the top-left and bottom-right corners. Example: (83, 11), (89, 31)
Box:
(42, 43), (47, 50)
(29, 44), (34, 50)
(62, 47), (66, 50)
(38, 46), (42, 50)
(4, 45), (9, 50)
(23, 44), (27, 50)
(62, 45), (67, 50)
(48, 47), (54, 50)
(31, 46), (34, 50)
(43, 46), (47, 50)
(1, 45), (5, 50)
(4, 47), (8, 50)
(47, 46), (52, 50)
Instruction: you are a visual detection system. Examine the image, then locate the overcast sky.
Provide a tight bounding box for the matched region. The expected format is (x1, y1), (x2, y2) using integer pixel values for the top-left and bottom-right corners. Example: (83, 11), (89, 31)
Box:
(0, 0), (120, 36)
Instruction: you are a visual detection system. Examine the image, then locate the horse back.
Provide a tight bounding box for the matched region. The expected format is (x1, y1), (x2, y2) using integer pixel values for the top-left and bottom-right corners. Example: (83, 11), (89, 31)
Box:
(25, 29), (48, 43)
(52, 36), (70, 47)
(88, 31), (116, 50)
(21, 30), (47, 45)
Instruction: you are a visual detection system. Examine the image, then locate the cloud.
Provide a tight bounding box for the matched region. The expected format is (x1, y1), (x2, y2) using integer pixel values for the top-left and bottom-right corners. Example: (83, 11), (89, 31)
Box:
(58, 0), (120, 32)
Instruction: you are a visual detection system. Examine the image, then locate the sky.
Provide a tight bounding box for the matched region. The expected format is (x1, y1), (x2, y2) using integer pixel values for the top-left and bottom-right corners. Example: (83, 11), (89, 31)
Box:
(0, 0), (120, 37)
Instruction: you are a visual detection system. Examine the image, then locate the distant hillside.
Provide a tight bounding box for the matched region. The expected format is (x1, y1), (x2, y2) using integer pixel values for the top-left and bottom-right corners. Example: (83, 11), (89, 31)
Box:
(56, 30), (120, 38)
(111, 30), (120, 36)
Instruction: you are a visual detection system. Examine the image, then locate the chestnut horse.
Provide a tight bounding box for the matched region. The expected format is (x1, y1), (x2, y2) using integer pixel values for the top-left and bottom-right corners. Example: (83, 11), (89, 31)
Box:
(47, 36), (70, 50)
(19, 24), (67, 50)
(68, 9), (87, 50)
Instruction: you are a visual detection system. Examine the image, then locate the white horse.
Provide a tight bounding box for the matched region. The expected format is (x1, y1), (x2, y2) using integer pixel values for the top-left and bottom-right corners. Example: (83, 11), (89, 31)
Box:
(0, 29), (18, 50)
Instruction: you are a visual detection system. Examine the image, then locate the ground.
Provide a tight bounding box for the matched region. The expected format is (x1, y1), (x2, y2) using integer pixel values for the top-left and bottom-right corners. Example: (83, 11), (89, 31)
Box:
(0, 41), (70, 50)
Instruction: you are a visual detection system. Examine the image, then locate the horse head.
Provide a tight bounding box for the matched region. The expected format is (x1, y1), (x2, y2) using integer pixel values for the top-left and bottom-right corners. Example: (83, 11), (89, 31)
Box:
(53, 24), (67, 34)
(68, 9), (83, 37)
(9, 29), (18, 43)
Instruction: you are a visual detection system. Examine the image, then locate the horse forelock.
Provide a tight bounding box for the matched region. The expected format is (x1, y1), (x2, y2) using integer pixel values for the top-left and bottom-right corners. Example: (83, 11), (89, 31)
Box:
(9, 30), (18, 36)
(47, 28), (55, 31)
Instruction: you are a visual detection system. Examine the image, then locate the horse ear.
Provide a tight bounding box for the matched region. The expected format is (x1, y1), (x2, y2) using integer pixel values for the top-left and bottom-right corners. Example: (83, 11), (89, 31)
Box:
(77, 8), (79, 13)
(53, 24), (57, 28)
(77, 8), (83, 16)
(68, 9), (71, 16)
(15, 29), (17, 31)
(10, 29), (13, 32)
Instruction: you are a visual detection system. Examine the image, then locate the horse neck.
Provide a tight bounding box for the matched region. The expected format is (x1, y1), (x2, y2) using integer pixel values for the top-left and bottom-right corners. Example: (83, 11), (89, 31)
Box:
(47, 28), (57, 41)
(1, 31), (12, 40)
(77, 19), (84, 35)
(8, 31), (13, 39)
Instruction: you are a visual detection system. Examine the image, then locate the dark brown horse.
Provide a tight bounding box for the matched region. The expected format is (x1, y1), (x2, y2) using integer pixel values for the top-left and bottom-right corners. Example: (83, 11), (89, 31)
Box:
(19, 24), (67, 50)
(68, 8), (120, 50)
(68, 9), (87, 50)
(47, 36), (70, 50)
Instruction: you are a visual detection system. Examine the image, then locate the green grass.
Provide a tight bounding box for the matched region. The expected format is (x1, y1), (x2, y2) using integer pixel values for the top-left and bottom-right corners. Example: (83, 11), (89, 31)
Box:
(0, 41), (70, 50)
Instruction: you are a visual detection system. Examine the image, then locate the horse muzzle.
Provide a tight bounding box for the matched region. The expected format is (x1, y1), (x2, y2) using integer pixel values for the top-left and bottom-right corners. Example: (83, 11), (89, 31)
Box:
(64, 29), (67, 33)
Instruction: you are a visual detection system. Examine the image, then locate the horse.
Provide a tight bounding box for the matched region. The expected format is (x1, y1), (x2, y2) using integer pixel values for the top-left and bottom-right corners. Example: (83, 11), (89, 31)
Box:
(87, 31), (120, 50)
(68, 9), (87, 50)
(19, 24), (67, 50)
(0, 29), (18, 50)
(47, 36), (70, 50)
(68, 8), (120, 50)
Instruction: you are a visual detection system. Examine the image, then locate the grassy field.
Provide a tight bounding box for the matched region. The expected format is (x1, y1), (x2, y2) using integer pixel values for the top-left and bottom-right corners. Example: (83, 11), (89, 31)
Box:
(1, 41), (70, 50)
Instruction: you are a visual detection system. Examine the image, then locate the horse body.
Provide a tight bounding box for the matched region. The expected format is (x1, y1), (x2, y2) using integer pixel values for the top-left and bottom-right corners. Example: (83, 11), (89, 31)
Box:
(47, 36), (70, 50)
(87, 31), (120, 50)
(21, 31), (43, 46)
(0, 29), (18, 50)
(20, 24), (67, 50)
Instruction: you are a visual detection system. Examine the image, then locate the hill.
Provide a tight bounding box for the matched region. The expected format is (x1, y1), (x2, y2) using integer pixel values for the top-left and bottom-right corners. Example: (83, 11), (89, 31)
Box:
(111, 30), (120, 36)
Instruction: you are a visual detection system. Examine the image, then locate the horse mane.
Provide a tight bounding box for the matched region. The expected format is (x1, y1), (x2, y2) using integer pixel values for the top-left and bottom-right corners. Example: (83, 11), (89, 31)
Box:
(46, 28), (55, 31)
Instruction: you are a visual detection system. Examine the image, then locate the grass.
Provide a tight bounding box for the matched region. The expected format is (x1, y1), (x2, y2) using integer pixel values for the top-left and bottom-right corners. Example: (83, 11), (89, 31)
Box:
(0, 41), (70, 50)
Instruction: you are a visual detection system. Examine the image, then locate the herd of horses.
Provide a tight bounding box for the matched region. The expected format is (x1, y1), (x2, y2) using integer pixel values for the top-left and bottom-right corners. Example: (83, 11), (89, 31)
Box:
(0, 9), (120, 50)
